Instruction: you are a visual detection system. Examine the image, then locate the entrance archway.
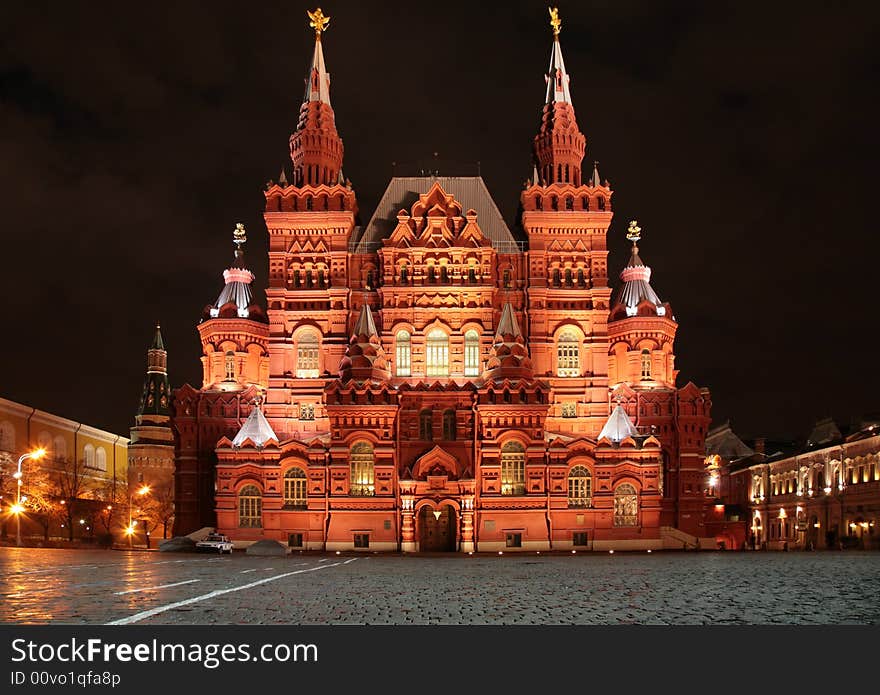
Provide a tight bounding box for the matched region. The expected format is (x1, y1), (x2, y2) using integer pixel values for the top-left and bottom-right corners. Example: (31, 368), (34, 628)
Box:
(418, 505), (457, 552)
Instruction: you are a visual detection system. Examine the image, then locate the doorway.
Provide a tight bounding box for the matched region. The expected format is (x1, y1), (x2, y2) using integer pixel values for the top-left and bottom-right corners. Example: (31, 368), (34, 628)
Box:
(418, 505), (456, 552)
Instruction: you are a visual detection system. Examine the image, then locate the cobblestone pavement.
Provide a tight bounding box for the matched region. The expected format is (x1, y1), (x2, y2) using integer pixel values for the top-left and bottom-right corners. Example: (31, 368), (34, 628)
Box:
(1, 547), (878, 625)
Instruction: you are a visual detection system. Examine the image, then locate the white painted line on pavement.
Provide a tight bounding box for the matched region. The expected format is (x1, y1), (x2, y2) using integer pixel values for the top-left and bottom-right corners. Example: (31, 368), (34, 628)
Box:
(240, 569), (257, 573)
(114, 579), (201, 595)
(106, 559), (358, 625)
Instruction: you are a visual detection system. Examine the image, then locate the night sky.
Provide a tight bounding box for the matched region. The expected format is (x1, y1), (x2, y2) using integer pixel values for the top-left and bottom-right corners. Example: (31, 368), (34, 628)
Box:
(2, 1), (877, 443)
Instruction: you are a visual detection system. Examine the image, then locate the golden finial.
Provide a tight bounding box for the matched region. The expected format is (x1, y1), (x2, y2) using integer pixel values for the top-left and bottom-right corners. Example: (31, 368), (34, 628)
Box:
(626, 220), (642, 244)
(308, 7), (331, 37)
(549, 7), (562, 37)
(233, 222), (247, 247)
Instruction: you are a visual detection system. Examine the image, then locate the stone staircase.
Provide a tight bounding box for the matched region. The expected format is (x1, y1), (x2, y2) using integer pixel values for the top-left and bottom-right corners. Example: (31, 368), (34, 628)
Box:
(660, 526), (710, 550)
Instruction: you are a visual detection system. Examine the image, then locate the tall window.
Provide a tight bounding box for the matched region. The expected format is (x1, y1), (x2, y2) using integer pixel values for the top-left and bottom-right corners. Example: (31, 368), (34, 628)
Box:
(395, 330), (411, 377)
(284, 468), (307, 508)
(613, 484), (638, 527)
(557, 331), (580, 377)
(426, 329), (449, 377)
(83, 443), (95, 468)
(296, 333), (319, 378)
(440, 265), (449, 283)
(53, 435), (67, 462)
(0, 421), (15, 452)
(350, 442), (375, 496)
(464, 330), (480, 376)
(501, 441), (526, 496)
(419, 409), (433, 440)
(640, 349), (652, 380)
(568, 466), (592, 507)
(95, 447), (107, 472)
(442, 409), (456, 440)
(238, 485), (262, 527)
(225, 351), (236, 380)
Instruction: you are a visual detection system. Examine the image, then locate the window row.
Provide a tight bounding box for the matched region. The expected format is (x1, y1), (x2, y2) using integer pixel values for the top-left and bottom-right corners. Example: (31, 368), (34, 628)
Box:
(237, 460), (637, 527)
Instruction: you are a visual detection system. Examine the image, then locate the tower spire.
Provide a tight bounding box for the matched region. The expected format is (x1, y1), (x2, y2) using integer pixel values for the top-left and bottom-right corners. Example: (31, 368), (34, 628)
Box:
(138, 323), (171, 418)
(533, 7), (585, 186)
(290, 8), (344, 187)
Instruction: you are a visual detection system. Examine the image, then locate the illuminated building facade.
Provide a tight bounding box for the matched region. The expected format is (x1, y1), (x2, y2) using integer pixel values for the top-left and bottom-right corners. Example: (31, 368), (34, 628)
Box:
(709, 419), (880, 550)
(0, 397), (129, 541)
(171, 9), (715, 551)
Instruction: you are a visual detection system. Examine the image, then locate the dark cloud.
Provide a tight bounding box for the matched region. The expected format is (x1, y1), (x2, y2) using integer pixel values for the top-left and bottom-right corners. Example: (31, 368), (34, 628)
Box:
(1, 1), (878, 440)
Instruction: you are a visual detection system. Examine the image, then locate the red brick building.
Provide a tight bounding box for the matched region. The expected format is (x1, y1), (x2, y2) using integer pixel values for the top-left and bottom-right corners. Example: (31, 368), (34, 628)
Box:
(171, 10), (714, 551)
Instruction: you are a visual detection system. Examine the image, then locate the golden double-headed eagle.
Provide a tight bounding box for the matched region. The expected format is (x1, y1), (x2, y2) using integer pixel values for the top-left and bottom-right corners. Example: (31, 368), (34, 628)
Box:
(549, 7), (562, 36)
(626, 220), (642, 243)
(233, 222), (247, 246)
(308, 8), (330, 36)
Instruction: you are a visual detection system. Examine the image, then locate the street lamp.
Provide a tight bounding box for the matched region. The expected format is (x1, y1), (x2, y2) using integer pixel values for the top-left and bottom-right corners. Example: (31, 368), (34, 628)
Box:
(127, 485), (151, 548)
(12, 448), (46, 547)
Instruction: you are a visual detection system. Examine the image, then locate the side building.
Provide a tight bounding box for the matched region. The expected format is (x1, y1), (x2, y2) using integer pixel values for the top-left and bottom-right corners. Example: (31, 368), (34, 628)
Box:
(707, 418), (880, 550)
(0, 397), (129, 542)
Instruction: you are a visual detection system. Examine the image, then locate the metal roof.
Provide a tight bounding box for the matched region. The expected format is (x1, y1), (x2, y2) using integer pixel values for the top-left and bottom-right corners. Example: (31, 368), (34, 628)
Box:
(353, 176), (522, 254)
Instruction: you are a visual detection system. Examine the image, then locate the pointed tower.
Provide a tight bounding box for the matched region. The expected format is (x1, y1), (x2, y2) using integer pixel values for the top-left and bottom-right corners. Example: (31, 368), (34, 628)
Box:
(482, 303), (534, 381)
(533, 7), (586, 186)
(338, 304), (391, 382)
(290, 7), (344, 187)
(129, 324), (176, 494)
(197, 223), (269, 392)
(261, 8), (359, 442)
(521, 7), (615, 439)
(607, 221), (678, 388)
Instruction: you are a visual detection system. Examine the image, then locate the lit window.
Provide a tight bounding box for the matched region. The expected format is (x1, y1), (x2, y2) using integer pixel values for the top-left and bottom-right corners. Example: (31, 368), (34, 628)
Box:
(83, 443), (95, 468)
(426, 329), (449, 377)
(299, 403), (315, 420)
(556, 331), (580, 377)
(95, 447), (107, 472)
(568, 466), (592, 507)
(395, 330), (411, 377)
(350, 442), (375, 497)
(561, 402), (577, 418)
(238, 485), (262, 528)
(296, 333), (319, 378)
(284, 468), (307, 508)
(225, 351), (236, 380)
(501, 441), (526, 496)
(641, 349), (652, 380)
(613, 484), (638, 527)
(464, 330), (480, 376)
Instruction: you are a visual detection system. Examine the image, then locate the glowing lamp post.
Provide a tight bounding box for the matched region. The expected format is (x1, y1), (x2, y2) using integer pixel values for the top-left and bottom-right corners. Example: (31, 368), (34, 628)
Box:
(128, 485), (151, 548)
(12, 448), (46, 547)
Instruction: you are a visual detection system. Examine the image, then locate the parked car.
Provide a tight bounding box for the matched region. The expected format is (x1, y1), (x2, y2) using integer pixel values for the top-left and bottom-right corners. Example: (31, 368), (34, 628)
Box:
(195, 533), (234, 554)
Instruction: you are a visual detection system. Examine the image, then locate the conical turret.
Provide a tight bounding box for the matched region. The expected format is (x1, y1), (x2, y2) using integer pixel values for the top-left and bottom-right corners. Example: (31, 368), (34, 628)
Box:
(338, 304), (390, 382)
(138, 323), (171, 420)
(482, 303), (534, 381)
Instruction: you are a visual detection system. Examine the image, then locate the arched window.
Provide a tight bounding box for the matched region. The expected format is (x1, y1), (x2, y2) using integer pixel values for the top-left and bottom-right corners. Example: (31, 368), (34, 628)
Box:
(556, 331), (580, 377)
(419, 409), (433, 441)
(568, 465), (592, 507)
(0, 421), (15, 452)
(426, 329), (449, 377)
(238, 485), (262, 527)
(52, 435), (67, 462)
(399, 264), (408, 284)
(597, 196), (606, 211)
(577, 268), (585, 287)
(501, 441), (526, 496)
(552, 268), (561, 287)
(224, 351), (236, 380)
(464, 330), (480, 376)
(83, 443), (95, 468)
(427, 264), (436, 283)
(613, 484), (638, 527)
(442, 409), (456, 440)
(502, 269), (512, 288)
(350, 442), (375, 497)
(564, 268), (573, 287)
(95, 447), (107, 472)
(284, 468), (307, 508)
(641, 349), (652, 380)
(296, 332), (319, 378)
(395, 330), (411, 377)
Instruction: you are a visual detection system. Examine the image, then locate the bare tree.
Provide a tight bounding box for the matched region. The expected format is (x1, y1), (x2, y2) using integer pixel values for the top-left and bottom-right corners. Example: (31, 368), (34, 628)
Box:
(51, 457), (93, 542)
(147, 480), (175, 541)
